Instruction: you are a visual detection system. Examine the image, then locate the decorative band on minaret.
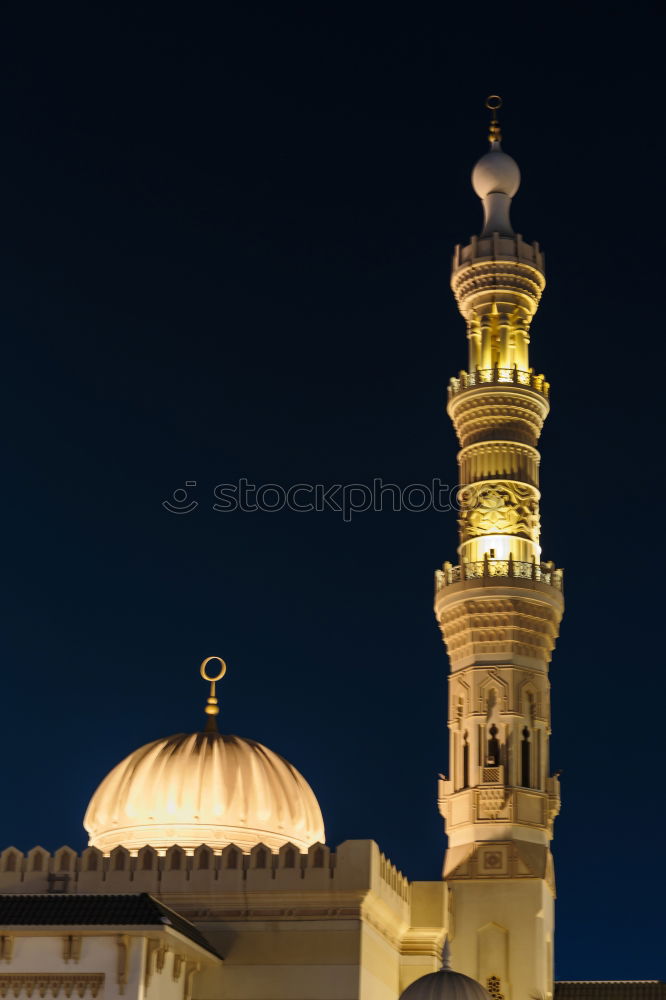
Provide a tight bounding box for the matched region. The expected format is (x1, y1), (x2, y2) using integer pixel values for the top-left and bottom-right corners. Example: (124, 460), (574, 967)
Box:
(434, 98), (564, 1000)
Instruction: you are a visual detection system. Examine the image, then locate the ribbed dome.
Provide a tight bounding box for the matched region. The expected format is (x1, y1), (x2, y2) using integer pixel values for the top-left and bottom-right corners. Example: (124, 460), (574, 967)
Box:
(400, 970), (491, 1000)
(83, 731), (325, 854)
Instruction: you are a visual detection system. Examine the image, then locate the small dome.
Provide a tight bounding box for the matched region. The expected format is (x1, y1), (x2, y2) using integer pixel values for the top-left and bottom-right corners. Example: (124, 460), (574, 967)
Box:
(472, 145), (521, 198)
(400, 969), (490, 1000)
(84, 731), (325, 854)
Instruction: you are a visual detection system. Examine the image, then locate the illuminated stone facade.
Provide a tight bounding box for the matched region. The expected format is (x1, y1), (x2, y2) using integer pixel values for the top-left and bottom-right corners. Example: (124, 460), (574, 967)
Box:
(0, 657), (448, 999)
(434, 122), (564, 1000)
(0, 841), (447, 1000)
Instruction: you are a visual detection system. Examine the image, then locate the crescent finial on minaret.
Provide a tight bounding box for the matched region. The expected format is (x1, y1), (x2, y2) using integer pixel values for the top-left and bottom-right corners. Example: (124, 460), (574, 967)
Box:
(471, 95), (521, 236)
(486, 94), (503, 145)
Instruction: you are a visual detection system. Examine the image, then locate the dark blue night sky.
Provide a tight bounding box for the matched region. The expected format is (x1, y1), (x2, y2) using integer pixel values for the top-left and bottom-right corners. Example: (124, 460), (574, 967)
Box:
(1, 0), (664, 982)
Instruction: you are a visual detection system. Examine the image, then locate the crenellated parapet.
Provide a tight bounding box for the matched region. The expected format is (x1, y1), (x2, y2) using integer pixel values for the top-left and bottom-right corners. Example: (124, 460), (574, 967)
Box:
(452, 235), (545, 316)
(0, 840), (410, 903)
(0, 838), (449, 982)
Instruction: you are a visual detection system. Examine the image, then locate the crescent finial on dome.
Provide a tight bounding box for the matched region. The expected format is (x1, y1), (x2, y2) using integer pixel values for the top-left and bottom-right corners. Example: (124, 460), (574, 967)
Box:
(200, 656), (227, 732)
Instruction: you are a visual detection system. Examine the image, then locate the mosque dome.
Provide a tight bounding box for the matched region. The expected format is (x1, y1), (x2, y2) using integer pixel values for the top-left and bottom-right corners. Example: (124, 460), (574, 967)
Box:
(400, 966), (490, 1000)
(399, 943), (490, 1000)
(83, 657), (325, 855)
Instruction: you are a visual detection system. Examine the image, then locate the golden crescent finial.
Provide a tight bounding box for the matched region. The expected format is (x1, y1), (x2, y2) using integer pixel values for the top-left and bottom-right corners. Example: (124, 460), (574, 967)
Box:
(485, 94), (503, 144)
(200, 656), (227, 683)
(200, 656), (227, 731)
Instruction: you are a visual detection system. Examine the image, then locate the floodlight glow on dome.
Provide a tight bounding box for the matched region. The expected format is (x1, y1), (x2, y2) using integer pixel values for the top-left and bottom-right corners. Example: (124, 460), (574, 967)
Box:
(83, 658), (325, 855)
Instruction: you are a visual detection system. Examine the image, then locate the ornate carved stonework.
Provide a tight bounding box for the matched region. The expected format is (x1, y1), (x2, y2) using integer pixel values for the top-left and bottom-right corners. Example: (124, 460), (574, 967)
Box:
(458, 441), (540, 489)
(0, 975), (103, 998)
(478, 785), (508, 818)
(458, 481), (540, 543)
(436, 592), (563, 669)
(444, 840), (554, 881)
(448, 388), (549, 449)
(451, 235), (546, 321)
(487, 975), (505, 1000)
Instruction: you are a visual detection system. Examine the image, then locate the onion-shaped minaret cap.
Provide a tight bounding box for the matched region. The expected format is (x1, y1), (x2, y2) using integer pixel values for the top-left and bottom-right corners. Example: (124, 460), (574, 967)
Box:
(471, 96), (521, 237)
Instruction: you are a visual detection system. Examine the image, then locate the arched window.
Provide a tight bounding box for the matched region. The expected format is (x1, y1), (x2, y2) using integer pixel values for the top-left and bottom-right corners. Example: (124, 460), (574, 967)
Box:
(226, 849), (238, 870)
(521, 727), (531, 787)
(313, 847), (324, 869)
(487, 724), (500, 766)
(86, 853), (98, 872)
(463, 731), (470, 788)
(255, 848), (267, 869)
(285, 848), (296, 869)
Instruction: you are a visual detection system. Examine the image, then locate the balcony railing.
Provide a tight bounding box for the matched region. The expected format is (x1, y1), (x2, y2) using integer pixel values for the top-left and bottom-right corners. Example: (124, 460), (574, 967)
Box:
(448, 367), (550, 400)
(436, 557), (564, 592)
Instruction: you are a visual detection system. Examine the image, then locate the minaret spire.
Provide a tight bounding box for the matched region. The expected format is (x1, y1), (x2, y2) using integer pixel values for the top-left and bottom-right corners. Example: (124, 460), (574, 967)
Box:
(441, 939), (453, 971)
(472, 95), (521, 237)
(433, 99), (564, 1000)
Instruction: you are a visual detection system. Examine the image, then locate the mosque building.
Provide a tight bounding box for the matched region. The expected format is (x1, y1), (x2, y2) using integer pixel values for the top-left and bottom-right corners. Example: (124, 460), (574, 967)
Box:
(0, 99), (662, 1000)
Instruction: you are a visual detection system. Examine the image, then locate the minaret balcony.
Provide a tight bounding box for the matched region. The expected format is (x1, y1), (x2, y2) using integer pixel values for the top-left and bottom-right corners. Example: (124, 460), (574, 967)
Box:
(448, 367), (550, 401)
(436, 558), (564, 592)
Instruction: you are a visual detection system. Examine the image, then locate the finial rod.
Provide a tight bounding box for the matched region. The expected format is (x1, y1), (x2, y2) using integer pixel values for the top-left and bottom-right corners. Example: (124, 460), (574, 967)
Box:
(200, 656), (227, 732)
(442, 938), (453, 970)
(485, 94), (503, 144)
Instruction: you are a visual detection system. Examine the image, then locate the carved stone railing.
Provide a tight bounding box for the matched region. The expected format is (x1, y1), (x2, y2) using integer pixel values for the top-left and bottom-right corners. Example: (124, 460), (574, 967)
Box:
(448, 367), (550, 401)
(436, 557), (563, 592)
(481, 765), (504, 784)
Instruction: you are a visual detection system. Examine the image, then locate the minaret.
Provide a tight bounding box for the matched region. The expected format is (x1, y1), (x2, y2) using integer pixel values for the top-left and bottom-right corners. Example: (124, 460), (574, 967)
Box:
(435, 98), (564, 1000)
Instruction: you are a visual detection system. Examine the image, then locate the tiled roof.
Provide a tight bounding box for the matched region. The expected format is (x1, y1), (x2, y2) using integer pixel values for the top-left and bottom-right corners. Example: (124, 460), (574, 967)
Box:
(556, 983), (666, 1000)
(0, 893), (220, 958)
